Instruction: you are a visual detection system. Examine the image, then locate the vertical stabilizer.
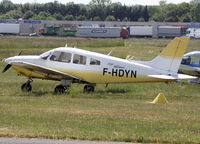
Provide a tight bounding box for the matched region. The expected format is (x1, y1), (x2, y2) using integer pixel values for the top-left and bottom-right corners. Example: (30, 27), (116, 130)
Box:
(147, 37), (190, 73)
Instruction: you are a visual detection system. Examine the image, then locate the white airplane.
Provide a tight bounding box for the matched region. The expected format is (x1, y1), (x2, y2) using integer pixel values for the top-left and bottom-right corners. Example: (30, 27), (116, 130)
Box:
(179, 51), (200, 83)
(2, 37), (195, 93)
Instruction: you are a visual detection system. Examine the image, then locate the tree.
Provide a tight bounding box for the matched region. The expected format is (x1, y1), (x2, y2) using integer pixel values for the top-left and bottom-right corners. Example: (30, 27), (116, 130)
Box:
(0, 0), (16, 14)
(159, 0), (167, 7)
(164, 4), (178, 22)
(89, 0), (111, 21)
(105, 15), (115, 21)
(30, 16), (46, 20)
(89, 0), (111, 7)
(53, 12), (63, 20)
(45, 16), (56, 20)
(0, 13), (10, 19)
(152, 12), (165, 22)
(165, 16), (178, 22)
(38, 11), (51, 17)
(138, 17), (145, 22)
(77, 15), (87, 21)
(191, 3), (200, 22)
(64, 15), (74, 21)
(143, 6), (149, 21)
(177, 2), (190, 17)
(179, 14), (191, 22)
(5, 9), (22, 19)
(93, 16), (101, 21)
(191, 0), (200, 3)
(23, 10), (34, 19)
(130, 5), (144, 21)
(108, 2), (123, 22)
(148, 6), (161, 21)
(122, 17), (128, 21)
(88, 6), (105, 21)
(0, 0), (198, 22)
(65, 2), (80, 17)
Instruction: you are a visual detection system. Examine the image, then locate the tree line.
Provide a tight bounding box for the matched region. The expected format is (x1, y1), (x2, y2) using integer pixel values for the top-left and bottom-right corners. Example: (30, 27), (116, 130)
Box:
(0, 0), (200, 22)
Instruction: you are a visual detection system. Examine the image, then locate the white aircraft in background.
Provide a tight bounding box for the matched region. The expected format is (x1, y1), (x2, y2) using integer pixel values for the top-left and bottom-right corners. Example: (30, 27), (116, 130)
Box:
(179, 51), (200, 84)
(2, 37), (195, 94)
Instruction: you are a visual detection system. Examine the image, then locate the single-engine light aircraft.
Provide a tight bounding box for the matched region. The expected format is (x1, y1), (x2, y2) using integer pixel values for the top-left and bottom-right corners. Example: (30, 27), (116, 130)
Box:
(179, 51), (200, 84)
(2, 37), (195, 93)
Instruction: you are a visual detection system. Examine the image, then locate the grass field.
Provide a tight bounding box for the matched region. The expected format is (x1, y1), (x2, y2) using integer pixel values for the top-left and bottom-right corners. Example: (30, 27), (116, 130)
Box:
(0, 36), (200, 143)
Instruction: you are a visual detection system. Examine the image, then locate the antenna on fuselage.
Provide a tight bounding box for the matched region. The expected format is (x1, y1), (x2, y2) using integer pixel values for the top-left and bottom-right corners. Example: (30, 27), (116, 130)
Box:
(65, 43), (68, 48)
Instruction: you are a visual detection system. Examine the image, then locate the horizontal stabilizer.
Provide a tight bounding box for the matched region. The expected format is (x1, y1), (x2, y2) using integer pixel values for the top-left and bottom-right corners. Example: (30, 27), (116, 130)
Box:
(148, 74), (197, 80)
(195, 67), (200, 73)
(148, 75), (176, 80)
(177, 74), (197, 79)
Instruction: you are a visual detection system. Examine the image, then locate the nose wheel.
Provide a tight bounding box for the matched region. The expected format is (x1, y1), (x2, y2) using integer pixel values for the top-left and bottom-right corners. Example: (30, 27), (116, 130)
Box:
(21, 79), (32, 92)
(83, 85), (95, 93)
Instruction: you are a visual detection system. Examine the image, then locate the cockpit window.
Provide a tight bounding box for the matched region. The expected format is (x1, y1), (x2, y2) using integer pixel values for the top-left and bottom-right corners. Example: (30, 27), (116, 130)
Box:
(50, 51), (71, 63)
(40, 51), (51, 60)
(50, 51), (60, 61)
(58, 52), (71, 63)
(90, 58), (101, 65)
(73, 54), (87, 65)
(181, 56), (191, 65)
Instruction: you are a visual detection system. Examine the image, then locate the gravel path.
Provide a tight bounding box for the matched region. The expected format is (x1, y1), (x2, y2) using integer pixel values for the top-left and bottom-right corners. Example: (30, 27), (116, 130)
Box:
(0, 137), (135, 144)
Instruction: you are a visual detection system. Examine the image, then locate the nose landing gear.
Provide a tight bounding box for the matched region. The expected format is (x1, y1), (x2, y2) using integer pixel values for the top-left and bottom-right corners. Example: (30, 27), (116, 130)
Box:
(21, 79), (32, 92)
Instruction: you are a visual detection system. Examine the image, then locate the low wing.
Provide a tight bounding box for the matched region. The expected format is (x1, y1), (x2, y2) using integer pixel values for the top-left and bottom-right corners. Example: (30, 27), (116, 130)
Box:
(10, 61), (84, 81)
(148, 74), (197, 80)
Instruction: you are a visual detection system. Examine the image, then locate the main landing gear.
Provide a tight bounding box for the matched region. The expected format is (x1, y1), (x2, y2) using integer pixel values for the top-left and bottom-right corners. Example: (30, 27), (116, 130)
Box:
(54, 80), (71, 94)
(20, 79), (96, 94)
(54, 84), (95, 94)
(54, 85), (69, 94)
(83, 85), (95, 93)
(21, 79), (32, 92)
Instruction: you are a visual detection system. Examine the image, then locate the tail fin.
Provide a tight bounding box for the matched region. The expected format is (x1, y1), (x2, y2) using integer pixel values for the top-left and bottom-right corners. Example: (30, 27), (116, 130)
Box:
(147, 37), (190, 73)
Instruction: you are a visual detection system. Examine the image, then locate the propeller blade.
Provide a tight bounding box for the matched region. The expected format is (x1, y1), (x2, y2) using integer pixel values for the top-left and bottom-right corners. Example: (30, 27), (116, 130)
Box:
(2, 64), (11, 73)
(18, 51), (22, 56)
(2, 51), (21, 73)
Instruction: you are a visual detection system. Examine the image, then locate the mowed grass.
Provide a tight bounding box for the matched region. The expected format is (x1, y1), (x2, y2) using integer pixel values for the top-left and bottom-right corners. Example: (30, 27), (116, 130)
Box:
(0, 36), (200, 143)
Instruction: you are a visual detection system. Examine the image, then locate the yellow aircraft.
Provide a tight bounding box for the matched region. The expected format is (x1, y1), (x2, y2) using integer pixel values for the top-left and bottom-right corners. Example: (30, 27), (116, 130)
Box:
(2, 37), (195, 93)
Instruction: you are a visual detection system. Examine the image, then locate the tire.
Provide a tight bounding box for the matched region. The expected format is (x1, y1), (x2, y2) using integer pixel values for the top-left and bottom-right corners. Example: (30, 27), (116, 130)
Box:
(83, 85), (95, 93)
(54, 85), (65, 94)
(21, 83), (32, 92)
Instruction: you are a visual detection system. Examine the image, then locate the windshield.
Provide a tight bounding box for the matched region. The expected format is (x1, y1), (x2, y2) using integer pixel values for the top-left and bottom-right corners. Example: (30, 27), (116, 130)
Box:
(181, 56), (191, 65)
(40, 51), (51, 60)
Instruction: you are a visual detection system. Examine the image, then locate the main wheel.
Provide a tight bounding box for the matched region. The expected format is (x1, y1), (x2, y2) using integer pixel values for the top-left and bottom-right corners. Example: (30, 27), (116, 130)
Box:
(21, 83), (32, 92)
(83, 85), (95, 93)
(54, 85), (66, 94)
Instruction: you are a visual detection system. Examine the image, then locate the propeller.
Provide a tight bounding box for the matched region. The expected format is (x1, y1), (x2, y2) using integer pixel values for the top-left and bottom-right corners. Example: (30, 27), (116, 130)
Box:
(2, 64), (11, 73)
(2, 51), (22, 73)
(18, 51), (22, 56)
